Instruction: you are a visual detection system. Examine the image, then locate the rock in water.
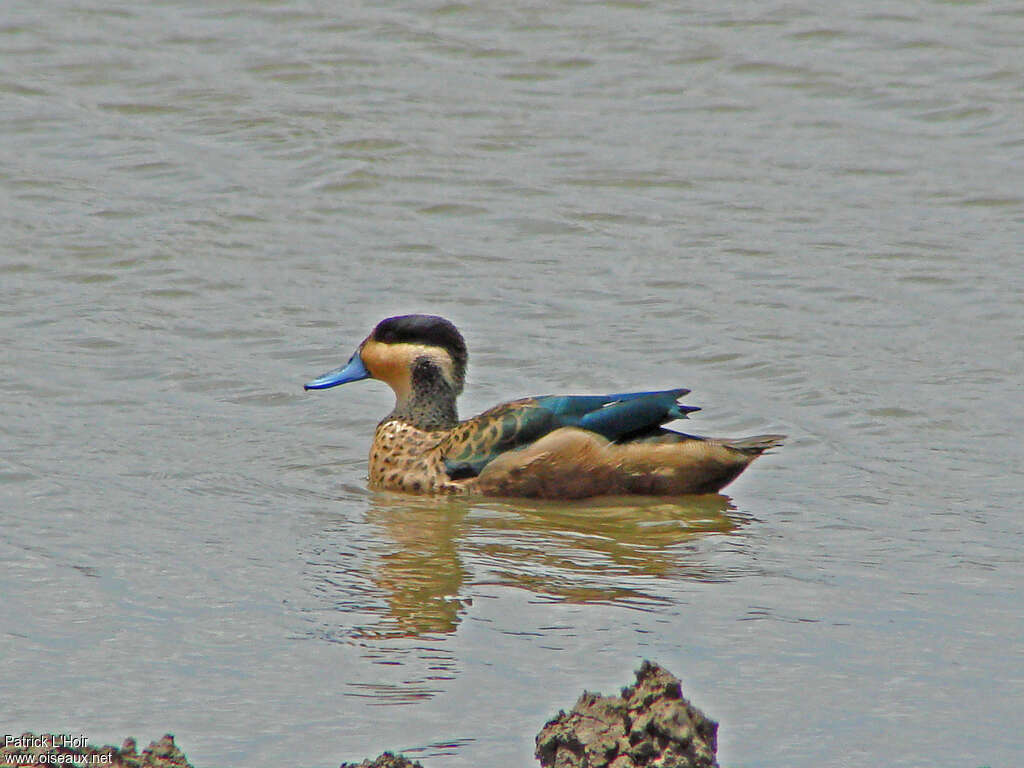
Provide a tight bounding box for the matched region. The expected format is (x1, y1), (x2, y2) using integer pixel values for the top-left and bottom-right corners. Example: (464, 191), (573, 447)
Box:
(535, 660), (719, 768)
(339, 752), (424, 768)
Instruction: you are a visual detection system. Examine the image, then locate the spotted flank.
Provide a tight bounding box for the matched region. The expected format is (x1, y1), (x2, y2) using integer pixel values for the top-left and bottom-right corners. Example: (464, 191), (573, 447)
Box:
(305, 315), (784, 499)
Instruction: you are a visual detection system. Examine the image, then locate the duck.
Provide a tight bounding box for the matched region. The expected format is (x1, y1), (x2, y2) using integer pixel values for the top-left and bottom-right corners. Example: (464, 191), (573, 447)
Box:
(305, 314), (784, 499)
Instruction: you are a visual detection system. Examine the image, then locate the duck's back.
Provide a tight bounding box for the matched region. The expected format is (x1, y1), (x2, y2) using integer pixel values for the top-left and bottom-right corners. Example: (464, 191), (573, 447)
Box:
(438, 390), (699, 478)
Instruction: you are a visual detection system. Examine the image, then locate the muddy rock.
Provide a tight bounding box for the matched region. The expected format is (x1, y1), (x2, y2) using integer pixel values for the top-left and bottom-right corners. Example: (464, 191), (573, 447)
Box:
(535, 660), (719, 768)
(339, 752), (424, 768)
(0, 733), (194, 768)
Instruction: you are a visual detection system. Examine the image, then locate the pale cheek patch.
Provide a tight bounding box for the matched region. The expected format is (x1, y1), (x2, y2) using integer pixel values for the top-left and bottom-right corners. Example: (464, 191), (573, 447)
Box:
(360, 339), (412, 400)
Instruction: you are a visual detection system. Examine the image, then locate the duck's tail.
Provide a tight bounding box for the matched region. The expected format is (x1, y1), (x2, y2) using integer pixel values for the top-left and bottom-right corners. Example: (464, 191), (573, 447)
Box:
(723, 434), (786, 456)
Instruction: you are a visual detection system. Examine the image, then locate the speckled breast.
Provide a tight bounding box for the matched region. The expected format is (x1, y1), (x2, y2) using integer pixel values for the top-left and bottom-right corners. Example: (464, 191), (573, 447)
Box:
(368, 419), (461, 494)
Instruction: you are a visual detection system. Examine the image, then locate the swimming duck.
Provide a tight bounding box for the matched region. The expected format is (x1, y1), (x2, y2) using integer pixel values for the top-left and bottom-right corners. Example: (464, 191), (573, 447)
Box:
(305, 315), (784, 499)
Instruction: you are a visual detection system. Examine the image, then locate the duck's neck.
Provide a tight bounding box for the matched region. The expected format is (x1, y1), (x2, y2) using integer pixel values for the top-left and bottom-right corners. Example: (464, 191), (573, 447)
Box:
(387, 362), (460, 431)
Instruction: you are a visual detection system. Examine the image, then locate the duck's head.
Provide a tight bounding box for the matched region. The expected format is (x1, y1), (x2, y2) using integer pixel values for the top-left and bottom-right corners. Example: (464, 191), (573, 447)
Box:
(305, 314), (468, 404)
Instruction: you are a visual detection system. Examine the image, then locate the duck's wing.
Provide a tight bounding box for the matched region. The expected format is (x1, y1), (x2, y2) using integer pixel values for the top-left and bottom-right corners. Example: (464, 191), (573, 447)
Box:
(546, 389), (700, 441)
(441, 389), (699, 478)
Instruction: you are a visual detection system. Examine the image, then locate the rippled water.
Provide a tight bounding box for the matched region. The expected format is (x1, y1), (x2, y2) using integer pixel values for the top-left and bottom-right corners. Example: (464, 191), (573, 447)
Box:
(2, 1), (1022, 766)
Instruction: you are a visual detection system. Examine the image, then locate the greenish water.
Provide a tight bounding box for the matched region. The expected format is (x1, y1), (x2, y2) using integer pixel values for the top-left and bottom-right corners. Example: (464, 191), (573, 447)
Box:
(2, 1), (1022, 766)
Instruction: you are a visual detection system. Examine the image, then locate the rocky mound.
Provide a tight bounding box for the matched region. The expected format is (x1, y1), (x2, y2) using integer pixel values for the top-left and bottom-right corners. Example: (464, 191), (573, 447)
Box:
(340, 753), (424, 768)
(535, 660), (719, 768)
(0, 734), (192, 768)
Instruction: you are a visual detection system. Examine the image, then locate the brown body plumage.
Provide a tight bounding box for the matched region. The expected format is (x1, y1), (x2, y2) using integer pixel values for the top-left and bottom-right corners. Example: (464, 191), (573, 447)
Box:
(306, 315), (784, 499)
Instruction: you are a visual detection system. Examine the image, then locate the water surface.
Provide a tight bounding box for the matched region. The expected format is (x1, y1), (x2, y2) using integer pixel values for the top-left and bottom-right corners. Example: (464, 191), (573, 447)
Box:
(2, 1), (1022, 766)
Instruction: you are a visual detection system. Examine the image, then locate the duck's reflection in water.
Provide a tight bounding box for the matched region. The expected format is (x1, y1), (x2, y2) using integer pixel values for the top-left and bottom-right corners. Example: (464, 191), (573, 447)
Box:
(347, 491), (744, 639)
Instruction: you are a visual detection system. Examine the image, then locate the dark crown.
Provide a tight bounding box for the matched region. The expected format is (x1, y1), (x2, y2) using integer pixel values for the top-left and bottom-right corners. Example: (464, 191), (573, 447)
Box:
(371, 314), (468, 372)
